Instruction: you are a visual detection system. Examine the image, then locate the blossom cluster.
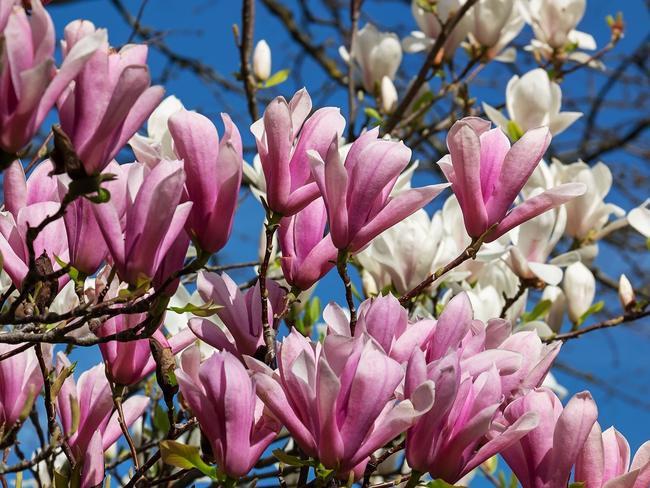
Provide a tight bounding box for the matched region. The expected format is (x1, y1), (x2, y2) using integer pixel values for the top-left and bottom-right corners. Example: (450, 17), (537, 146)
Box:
(0, 0), (647, 487)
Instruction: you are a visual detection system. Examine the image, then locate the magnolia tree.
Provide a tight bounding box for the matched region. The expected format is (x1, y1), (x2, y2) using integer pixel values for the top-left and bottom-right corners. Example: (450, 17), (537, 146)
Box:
(0, 0), (648, 487)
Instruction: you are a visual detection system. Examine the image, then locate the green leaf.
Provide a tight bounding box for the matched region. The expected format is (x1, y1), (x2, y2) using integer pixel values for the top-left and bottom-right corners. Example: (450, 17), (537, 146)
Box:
(304, 297), (321, 329)
(427, 479), (466, 488)
(160, 440), (218, 479)
(351, 282), (363, 301)
(482, 455), (498, 474)
(167, 301), (222, 317)
(85, 187), (111, 204)
(272, 449), (311, 467)
(262, 69), (290, 88)
(569, 483), (585, 488)
(578, 300), (605, 326)
(54, 471), (69, 488)
(411, 90), (434, 114)
(53, 255), (81, 283)
(50, 362), (76, 401)
(522, 299), (552, 322)
(153, 403), (171, 433)
(506, 120), (524, 142)
(364, 107), (383, 122)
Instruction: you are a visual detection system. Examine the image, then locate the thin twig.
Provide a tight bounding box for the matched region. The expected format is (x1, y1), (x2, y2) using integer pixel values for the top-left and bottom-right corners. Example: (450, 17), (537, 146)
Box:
(547, 308), (650, 342)
(337, 250), (357, 333)
(346, 0), (363, 140)
(240, 0), (259, 121)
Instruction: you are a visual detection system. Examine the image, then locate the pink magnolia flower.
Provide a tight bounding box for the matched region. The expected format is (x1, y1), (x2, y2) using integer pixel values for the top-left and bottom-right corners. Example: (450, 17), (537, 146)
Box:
(189, 271), (286, 358)
(0, 2), (104, 155)
(575, 423), (650, 488)
(249, 330), (435, 478)
(309, 129), (448, 252)
(168, 110), (243, 253)
(497, 388), (598, 488)
(55, 353), (149, 487)
(324, 293), (435, 364)
(250, 88), (345, 216)
(97, 310), (195, 386)
(278, 197), (337, 290)
(405, 349), (539, 484)
(92, 159), (192, 287)
(176, 346), (281, 478)
(0, 200), (69, 288)
(3, 160), (59, 215)
(57, 20), (164, 175)
(0, 343), (43, 431)
(439, 117), (585, 241)
(421, 292), (560, 398)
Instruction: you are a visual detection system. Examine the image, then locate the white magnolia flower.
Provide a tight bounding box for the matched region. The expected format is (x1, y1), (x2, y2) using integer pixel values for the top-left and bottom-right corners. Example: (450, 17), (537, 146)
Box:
(253, 39), (272, 81)
(129, 95), (185, 166)
(357, 209), (444, 295)
(563, 261), (595, 323)
(628, 199), (650, 238)
(555, 161), (625, 240)
(403, 0), (472, 58)
(507, 189), (578, 285)
(340, 23), (402, 93)
(522, 0), (591, 50)
(483, 68), (582, 135)
(469, 0), (525, 60)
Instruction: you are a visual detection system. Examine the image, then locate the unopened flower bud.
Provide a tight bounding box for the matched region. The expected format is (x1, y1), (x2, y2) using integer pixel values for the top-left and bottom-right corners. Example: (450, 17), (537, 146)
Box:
(380, 76), (398, 114)
(618, 274), (635, 310)
(253, 39), (272, 81)
(563, 262), (595, 324)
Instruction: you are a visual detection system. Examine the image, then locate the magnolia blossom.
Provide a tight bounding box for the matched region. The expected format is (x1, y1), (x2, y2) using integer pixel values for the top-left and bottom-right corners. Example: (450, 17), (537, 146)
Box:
(250, 330), (435, 478)
(341, 23), (402, 93)
(278, 197), (337, 291)
(0, 344), (43, 431)
(0, 2), (104, 154)
(58, 20), (164, 174)
(405, 349), (538, 483)
(469, 0), (525, 60)
(129, 95), (185, 166)
(628, 200), (650, 239)
(55, 353), (149, 487)
(497, 389), (598, 488)
(98, 309), (194, 385)
(483, 69), (582, 136)
(93, 160), (192, 287)
(563, 261), (596, 323)
(250, 88), (345, 216)
(176, 347), (281, 478)
(189, 271), (286, 358)
(357, 209), (447, 295)
(403, 0), (471, 58)
(558, 161), (625, 240)
(324, 293), (435, 363)
(439, 117), (585, 241)
(506, 196), (572, 285)
(252, 39), (272, 81)
(575, 423), (650, 488)
(168, 109), (243, 253)
(522, 0), (592, 50)
(310, 129), (447, 252)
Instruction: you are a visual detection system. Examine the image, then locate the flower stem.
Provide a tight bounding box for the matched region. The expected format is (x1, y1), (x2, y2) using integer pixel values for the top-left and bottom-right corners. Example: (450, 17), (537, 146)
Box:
(337, 249), (357, 334)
